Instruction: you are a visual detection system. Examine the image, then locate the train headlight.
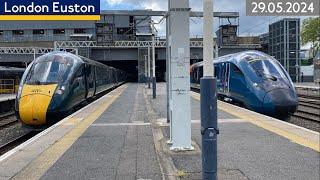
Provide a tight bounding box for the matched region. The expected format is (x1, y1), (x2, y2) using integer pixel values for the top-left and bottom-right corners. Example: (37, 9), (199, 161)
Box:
(55, 86), (65, 95)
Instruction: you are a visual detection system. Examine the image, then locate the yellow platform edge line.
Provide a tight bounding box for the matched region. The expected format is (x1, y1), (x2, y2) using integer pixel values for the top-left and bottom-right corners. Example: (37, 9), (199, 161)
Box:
(0, 15), (100, 20)
(12, 84), (128, 180)
(190, 92), (320, 152)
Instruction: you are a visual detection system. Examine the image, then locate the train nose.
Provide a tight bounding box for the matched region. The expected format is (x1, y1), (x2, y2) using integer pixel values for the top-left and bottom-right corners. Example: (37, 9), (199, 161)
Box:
(18, 84), (57, 126)
(263, 88), (298, 118)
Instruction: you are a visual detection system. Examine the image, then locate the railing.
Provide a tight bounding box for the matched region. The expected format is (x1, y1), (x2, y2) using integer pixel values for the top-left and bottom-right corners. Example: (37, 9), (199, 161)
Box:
(0, 79), (15, 94)
(0, 47), (78, 55)
(54, 40), (210, 49)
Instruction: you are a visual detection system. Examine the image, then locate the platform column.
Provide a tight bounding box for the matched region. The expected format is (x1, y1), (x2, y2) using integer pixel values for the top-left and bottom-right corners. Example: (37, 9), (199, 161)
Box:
(144, 55), (148, 84)
(168, 0), (192, 150)
(151, 22), (156, 99)
(148, 46), (151, 89)
(166, 16), (171, 125)
(201, 0), (218, 180)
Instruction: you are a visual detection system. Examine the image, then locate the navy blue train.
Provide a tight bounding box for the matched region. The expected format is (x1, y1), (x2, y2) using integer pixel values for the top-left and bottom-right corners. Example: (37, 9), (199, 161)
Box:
(191, 50), (298, 119)
(16, 52), (126, 127)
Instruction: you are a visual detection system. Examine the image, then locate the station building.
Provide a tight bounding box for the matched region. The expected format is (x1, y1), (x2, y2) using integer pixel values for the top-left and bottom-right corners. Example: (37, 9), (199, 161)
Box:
(268, 18), (301, 82)
(0, 10), (261, 82)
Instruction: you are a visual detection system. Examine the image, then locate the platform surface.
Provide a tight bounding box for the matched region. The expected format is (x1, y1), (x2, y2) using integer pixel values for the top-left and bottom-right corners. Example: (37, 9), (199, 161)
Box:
(149, 83), (319, 180)
(0, 83), (319, 180)
(295, 82), (320, 89)
(0, 94), (15, 102)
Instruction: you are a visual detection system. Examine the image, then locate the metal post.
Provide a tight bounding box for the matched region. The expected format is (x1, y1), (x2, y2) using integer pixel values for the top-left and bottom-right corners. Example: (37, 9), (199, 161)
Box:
(201, 0), (218, 180)
(144, 55), (148, 84)
(166, 16), (171, 124)
(151, 21), (156, 99)
(33, 48), (36, 61)
(148, 46), (151, 89)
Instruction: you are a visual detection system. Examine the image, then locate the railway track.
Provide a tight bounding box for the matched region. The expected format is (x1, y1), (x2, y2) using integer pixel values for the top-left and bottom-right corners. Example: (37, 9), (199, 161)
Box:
(0, 132), (36, 156)
(0, 112), (18, 130)
(290, 96), (320, 132)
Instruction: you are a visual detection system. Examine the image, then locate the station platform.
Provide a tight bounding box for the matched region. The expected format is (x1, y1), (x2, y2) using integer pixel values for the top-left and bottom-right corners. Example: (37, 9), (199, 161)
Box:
(295, 82), (320, 90)
(0, 83), (319, 180)
(0, 94), (15, 103)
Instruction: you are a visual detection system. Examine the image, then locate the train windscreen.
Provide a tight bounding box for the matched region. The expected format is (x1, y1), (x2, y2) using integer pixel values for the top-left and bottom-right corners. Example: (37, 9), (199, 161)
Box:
(245, 55), (288, 81)
(25, 54), (74, 85)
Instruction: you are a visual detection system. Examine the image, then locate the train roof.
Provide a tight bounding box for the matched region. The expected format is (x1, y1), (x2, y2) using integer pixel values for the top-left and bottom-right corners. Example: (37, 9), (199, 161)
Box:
(191, 50), (277, 68)
(36, 51), (117, 70)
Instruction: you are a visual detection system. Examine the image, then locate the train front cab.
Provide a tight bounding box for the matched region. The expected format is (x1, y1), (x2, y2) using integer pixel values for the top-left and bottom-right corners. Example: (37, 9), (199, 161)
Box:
(16, 53), (82, 126)
(214, 53), (298, 118)
(239, 53), (298, 118)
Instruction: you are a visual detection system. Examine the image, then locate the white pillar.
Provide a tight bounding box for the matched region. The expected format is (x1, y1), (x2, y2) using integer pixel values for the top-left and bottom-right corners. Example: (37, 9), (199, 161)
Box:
(168, 0), (192, 151)
(203, 0), (214, 76)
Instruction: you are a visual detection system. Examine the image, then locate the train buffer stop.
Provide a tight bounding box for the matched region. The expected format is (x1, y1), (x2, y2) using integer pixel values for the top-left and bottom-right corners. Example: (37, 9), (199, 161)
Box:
(0, 83), (319, 180)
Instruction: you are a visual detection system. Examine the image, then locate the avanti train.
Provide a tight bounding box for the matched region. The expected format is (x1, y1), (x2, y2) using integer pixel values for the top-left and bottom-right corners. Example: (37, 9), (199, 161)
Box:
(191, 50), (298, 119)
(15, 52), (126, 127)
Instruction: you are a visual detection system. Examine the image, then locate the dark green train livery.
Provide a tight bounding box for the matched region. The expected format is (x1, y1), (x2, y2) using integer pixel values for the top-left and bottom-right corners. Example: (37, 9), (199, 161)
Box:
(15, 52), (126, 127)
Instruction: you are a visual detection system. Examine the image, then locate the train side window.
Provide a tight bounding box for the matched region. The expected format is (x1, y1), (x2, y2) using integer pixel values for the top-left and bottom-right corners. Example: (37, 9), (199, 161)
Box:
(215, 63), (221, 81)
(71, 67), (84, 86)
(214, 65), (219, 77)
(233, 65), (244, 76)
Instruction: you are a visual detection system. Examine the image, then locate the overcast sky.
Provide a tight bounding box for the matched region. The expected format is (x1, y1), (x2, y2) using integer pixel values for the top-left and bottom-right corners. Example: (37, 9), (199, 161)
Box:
(100, 0), (305, 37)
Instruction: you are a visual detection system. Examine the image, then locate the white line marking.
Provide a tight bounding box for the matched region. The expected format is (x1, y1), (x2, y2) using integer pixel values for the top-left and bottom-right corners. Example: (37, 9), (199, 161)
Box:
(156, 118), (244, 126)
(91, 123), (151, 127)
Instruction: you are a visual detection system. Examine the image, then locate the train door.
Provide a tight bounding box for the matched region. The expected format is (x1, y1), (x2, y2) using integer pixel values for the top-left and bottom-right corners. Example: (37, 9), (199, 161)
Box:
(85, 65), (95, 98)
(223, 63), (230, 94)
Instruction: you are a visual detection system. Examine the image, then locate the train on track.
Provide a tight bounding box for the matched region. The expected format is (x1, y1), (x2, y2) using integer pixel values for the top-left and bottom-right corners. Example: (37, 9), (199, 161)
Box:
(15, 52), (126, 127)
(191, 50), (298, 119)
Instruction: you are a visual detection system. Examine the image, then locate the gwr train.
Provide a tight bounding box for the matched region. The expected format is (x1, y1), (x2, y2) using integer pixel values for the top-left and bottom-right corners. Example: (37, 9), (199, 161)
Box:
(191, 50), (298, 119)
(15, 52), (126, 127)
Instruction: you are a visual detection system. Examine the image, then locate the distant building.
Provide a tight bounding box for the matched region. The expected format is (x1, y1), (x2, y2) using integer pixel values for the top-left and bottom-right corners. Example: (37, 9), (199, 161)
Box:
(259, 33), (269, 53)
(215, 25), (238, 47)
(0, 11), (151, 45)
(268, 18), (300, 82)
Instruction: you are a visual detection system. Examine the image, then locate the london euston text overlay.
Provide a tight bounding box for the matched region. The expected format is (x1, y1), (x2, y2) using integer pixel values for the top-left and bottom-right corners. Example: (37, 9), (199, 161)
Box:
(3, 1), (95, 13)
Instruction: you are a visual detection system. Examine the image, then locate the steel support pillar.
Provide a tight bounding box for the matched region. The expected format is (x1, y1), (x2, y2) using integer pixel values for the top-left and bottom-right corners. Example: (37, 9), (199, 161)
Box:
(201, 78), (218, 180)
(152, 24), (157, 98)
(168, 0), (192, 151)
(166, 16), (171, 124)
(144, 55), (148, 84)
(148, 46), (151, 89)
